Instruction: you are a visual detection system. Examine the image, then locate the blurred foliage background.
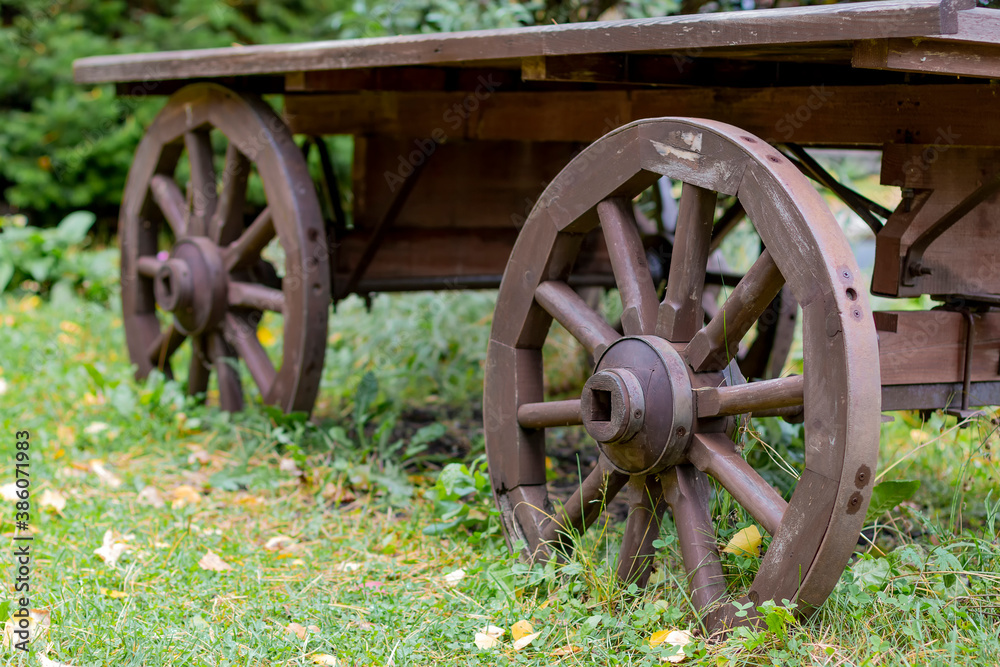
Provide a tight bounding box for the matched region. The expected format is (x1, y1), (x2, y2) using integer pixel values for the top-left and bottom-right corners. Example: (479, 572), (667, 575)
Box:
(0, 0), (877, 232)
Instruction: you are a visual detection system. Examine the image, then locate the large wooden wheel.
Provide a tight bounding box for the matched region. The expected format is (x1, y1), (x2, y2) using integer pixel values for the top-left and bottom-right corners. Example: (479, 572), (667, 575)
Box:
(120, 84), (330, 413)
(484, 118), (880, 629)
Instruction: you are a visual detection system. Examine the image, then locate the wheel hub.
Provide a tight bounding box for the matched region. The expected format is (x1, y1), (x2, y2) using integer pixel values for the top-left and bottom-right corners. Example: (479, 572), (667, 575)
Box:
(153, 237), (228, 335)
(582, 336), (694, 475)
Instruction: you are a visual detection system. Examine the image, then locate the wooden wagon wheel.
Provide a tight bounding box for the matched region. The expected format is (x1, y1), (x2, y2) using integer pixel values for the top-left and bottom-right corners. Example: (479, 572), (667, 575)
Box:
(120, 83), (330, 413)
(484, 118), (880, 629)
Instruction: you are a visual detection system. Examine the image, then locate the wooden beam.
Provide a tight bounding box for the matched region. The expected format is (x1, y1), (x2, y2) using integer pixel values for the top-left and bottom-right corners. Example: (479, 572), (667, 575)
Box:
(876, 310), (1000, 386)
(74, 1), (960, 84)
(853, 38), (1000, 79)
(285, 85), (1000, 148)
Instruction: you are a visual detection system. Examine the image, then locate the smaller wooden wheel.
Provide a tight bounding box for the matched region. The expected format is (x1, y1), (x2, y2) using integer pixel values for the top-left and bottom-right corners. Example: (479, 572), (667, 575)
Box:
(120, 84), (330, 413)
(484, 118), (880, 630)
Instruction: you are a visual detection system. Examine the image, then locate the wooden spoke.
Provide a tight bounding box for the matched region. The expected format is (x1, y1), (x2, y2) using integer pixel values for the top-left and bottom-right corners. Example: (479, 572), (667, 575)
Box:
(184, 129), (217, 236)
(658, 183), (718, 342)
(616, 476), (668, 587)
(136, 256), (163, 278)
(687, 433), (787, 536)
(224, 313), (277, 398)
(597, 197), (658, 335)
(146, 324), (185, 370)
(535, 281), (619, 360)
(228, 281), (285, 313)
(149, 174), (187, 237)
(540, 456), (628, 545)
(695, 375), (804, 419)
(210, 143), (251, 245)
(223, 207), (274, 271)
(517, 399), (582, 429)
(685, 249), (784, 372)
(187, 335), (210, 398)
(662, 465), (726, 614)
(209, 331), (244, 412)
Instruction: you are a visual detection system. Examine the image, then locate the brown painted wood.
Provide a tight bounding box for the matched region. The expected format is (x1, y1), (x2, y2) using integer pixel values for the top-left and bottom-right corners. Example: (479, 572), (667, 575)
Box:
(517, 399), (582, 429)
(286, 84), (1000, 148)
(74, 1), (959, 85)
(874, 145), (1000, 297)
(695, 374), (804, 418)
(854, 37), (1000, 79)
(876, 310), (1000, 386)
(598, 198), (658, 336)
(688, 433), (788, 536)
(353, 137), (578, 232)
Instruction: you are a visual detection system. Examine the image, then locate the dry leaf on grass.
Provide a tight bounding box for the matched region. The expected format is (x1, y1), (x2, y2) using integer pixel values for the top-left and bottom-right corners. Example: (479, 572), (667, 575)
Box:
(39, 655), (77, 667)
(2, 608), (50, 648)
(0, 483), (20, 501)
(94, 530), (129, 567)
(89, 460), (122, 488)
(284, 622), (320, 640)
(99, 587), (129, 599)
(137, 486), (165, 508)
(513, 632), (540, 651)
(279, 457), (304, 477)
(264, 535), (297, 552)
(187, 447), (211, 465)
(722, 525), (762, 557)
(84, 422), (109, 436)
(336, 562), (362, 572)
(473, 624), (505, 649)
(443, 568), (465, 586)
(39, 489), (67, 513)
(198, 550), (232, 572)
(511, 620), (533, 640)
(171, 485), (202, 509)
(649, 629), (694, 663)
(552, 645), (583, 656)
(311, 655), (339, 666)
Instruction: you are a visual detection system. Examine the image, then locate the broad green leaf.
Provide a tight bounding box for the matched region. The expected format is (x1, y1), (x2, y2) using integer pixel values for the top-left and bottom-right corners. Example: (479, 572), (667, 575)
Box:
(866, 480), (921, 521)
(55, 210), (96, 244)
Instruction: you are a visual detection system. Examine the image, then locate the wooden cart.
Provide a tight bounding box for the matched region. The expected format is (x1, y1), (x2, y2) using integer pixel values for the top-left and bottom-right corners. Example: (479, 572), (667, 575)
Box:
(74, 0), (1000, 630)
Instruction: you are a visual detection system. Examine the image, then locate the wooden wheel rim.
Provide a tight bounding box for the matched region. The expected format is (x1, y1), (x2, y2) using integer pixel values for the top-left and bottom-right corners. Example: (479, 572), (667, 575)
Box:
(484, 117), (880, 626)
(120, 83), (330, 413)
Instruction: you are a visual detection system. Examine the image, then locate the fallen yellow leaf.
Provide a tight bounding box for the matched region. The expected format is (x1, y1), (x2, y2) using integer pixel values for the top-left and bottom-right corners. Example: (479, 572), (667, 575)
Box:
(94, 530), (129, 568)
(474, 624), (504, 649)
(39, 489), (66, 513)
(88, 460), (122, 488)
(284, 622), (320, 640)
(511, 619), (534, 641)
(2, 608), (49, 648)
(264, 535), (297, 552)
(513, 631), (540, 651)
(171, 484), (202, 509)
(311, 655), (339, 666)
(99, 587), (128, 599)
(552, 645), (582, 656)
(39, 655), (77, 667)
(443, 568), (465, 586)
(722, 525), (762, 557)
(137, 486), (165, 509)
(198, 550), (232, 572)
(649, 629), (694, 663)
(910, 428), (930, 444)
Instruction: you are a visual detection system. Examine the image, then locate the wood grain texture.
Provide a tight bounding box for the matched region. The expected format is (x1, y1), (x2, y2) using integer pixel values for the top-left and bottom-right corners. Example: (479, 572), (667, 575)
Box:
(876, 310), (1000, 386)
(874, 145), (1000, 297)
(74, 1), (957, 84)
(286, 84), (1000, 148)
(853, 37), (1000, 78)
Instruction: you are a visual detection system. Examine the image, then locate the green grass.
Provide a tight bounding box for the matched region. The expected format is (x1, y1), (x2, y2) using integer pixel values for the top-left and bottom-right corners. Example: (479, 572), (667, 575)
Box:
(1, 287), (999, 666)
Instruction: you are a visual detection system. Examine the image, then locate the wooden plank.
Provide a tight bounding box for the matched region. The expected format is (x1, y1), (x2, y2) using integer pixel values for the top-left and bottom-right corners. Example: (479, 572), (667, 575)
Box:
(286, 84), (1000, 148)
(853, 37), (1000, 79)
(874, 144), (1000, 297)
(876, 310), (1000, 386)
(353, 138), (579, 230)
(74, 1), (958, 84)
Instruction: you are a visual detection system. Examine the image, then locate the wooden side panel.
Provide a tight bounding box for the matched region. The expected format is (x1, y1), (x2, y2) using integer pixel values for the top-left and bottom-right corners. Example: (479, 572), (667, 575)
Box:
(354, 137), (581, 230)
(853, 37), (1000, 79)
(286, 85), (1000, 148)
(873, 145), (1000, 297)
(876, 310), (1000, 386)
